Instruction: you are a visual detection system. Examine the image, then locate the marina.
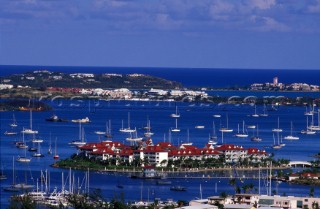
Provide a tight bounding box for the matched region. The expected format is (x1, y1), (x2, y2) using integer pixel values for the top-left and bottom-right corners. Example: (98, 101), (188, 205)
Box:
(1, 97), (320, 207)
(2, 0), (320, 206)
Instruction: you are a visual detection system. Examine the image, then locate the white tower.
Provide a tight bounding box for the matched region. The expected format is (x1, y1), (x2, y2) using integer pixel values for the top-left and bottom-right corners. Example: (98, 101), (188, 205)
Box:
(273, 77), (278, 86)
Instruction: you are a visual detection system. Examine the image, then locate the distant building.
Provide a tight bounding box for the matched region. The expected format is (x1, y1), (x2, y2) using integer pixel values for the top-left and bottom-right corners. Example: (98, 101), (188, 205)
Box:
(0, 84), (14, 90)
(273, 77), (278, 86)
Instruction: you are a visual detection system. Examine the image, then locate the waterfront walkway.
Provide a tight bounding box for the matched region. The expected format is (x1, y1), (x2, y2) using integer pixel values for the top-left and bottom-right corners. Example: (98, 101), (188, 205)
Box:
(93, 165), (290, 174)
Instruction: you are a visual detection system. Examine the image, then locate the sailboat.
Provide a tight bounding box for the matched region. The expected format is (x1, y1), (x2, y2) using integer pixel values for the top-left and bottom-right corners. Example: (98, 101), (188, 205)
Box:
(4, 128), (18, 136)
(69, 122), (87, 146)
(181, 129), (193, 146)
(210, 121), (217, 140)
(10, 114), (18, 127)
(208, 134), (217, 145)
(171, 118), (180, 132)
(4, 113), (18, 135)
(0, 164), (7, 180)
(219, 114), (233, 133)
(16, 131), (28, 149)
(251, 125), (262, 142)
(119, 112), (135, 133)
(94, 121), (108, 135)
(144, 119), (154, 137)
(259, 104), (268, 117)
(48, 133), (52, 154)
(308, 110), (320, 131)
(284, 121), (299, 140)
(301, 116), (316, 135)
(105, 120), (113, 139)
(32, 141), (44, 157)
(170, 105), (180, 118)
(17, 145), (32, 163)
(235, 121), (248, 138)
(272, 117), (283, 132)
(279, 135), (285, 147)
(21, 110), (38, 134)
(304, 104), (314, 116)
(272, 133), (281, 149)
(4, 157), (20, 192)
(252, 105), (259, 117)
(28, 140), (38, 152)
(53, 137), (59, 160)
(31, 133), (44, 143)
(126, 128), (143, 142)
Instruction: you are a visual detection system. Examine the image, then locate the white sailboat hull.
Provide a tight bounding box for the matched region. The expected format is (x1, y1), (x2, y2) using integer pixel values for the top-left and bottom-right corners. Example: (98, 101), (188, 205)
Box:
(16, 157), (31, 163)
(21, 129), (38, 134)
(219, 128), (233, 133)
(301, 130), (316, 135)
(126, 137), (143, 142)
(308, 126), (320, 131)
(235, 134), (248, 138)
(119, 128), (136, 133)
(284, 135), (299, 140)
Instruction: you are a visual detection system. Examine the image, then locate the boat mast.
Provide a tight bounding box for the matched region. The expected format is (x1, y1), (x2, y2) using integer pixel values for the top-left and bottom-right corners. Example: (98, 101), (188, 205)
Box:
(30, 109), (32, 130)
(128, 112), (131, 129)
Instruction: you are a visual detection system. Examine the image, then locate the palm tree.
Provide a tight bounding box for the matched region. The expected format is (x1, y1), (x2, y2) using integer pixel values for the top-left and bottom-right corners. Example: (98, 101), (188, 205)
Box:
(310, 187), (315, 197)
(312, 201), (319, 209)
(160, 159), (167, 167)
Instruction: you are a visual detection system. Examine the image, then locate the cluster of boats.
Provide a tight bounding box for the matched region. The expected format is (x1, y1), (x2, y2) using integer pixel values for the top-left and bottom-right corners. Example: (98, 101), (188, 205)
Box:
(4, 110), (60, 161)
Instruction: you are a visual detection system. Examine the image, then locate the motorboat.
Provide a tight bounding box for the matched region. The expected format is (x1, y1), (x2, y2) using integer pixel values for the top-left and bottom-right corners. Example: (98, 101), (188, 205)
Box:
(46, 114), (68, 122)
(71, 117), (90, 123)
(170, 186), (186, 191)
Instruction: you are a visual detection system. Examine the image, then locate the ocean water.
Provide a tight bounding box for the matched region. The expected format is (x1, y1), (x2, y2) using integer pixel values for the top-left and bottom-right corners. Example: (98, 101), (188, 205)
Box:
(1, 66), (320, 207)
(1, 65), (320, 88)
(1, 99), (320, 207)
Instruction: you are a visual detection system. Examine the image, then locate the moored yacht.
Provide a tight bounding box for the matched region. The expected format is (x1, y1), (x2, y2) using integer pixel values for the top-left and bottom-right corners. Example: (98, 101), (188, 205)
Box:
(301, 116), (316, 135)
(171, 118), (180, 132)
(16, 156), (32, 163)
(71, 117), (90, 123)
(170, 105), (180, 118)
(69, 123), (86, 146)
(219, 114), (233, 133)
(235, 121), (248, 138)
(21, 110), (38, 134)
(284, 121), (299, 140)
(251, 125), (262, 142)
(4, 130), (18, 135)
(119, 113), (135, 133)
(272, 117), (283, 132)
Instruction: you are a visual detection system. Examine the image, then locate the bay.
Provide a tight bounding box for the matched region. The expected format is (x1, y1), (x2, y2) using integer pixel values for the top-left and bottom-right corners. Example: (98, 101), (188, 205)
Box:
(1, 98), (320, 207)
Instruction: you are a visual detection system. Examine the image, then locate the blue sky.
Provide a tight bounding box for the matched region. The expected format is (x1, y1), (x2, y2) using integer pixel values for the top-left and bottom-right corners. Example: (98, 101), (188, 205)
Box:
(0, 0), (320, 69)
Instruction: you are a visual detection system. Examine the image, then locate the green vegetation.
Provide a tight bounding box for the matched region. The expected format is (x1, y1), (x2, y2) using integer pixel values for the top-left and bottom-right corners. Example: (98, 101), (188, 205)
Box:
(0, 99), (52, 111)
(8, 190), (181, 209)
(54, 152), (289, 173)
(1, 71), (182, 89)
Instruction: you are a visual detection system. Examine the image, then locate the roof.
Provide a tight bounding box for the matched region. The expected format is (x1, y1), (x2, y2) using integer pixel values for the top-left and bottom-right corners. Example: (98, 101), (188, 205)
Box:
(91, 148), (114, 155)
(202, 148), (222, 155)
(215, 144), (245, 151)
(156, 142), (177, 149)
(301, 172), (318, 177)
(135, 145), (167, 153)
(169, 149), (203, 157)
(247, 148), (267, 155)
(79, 141), (126, 151)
